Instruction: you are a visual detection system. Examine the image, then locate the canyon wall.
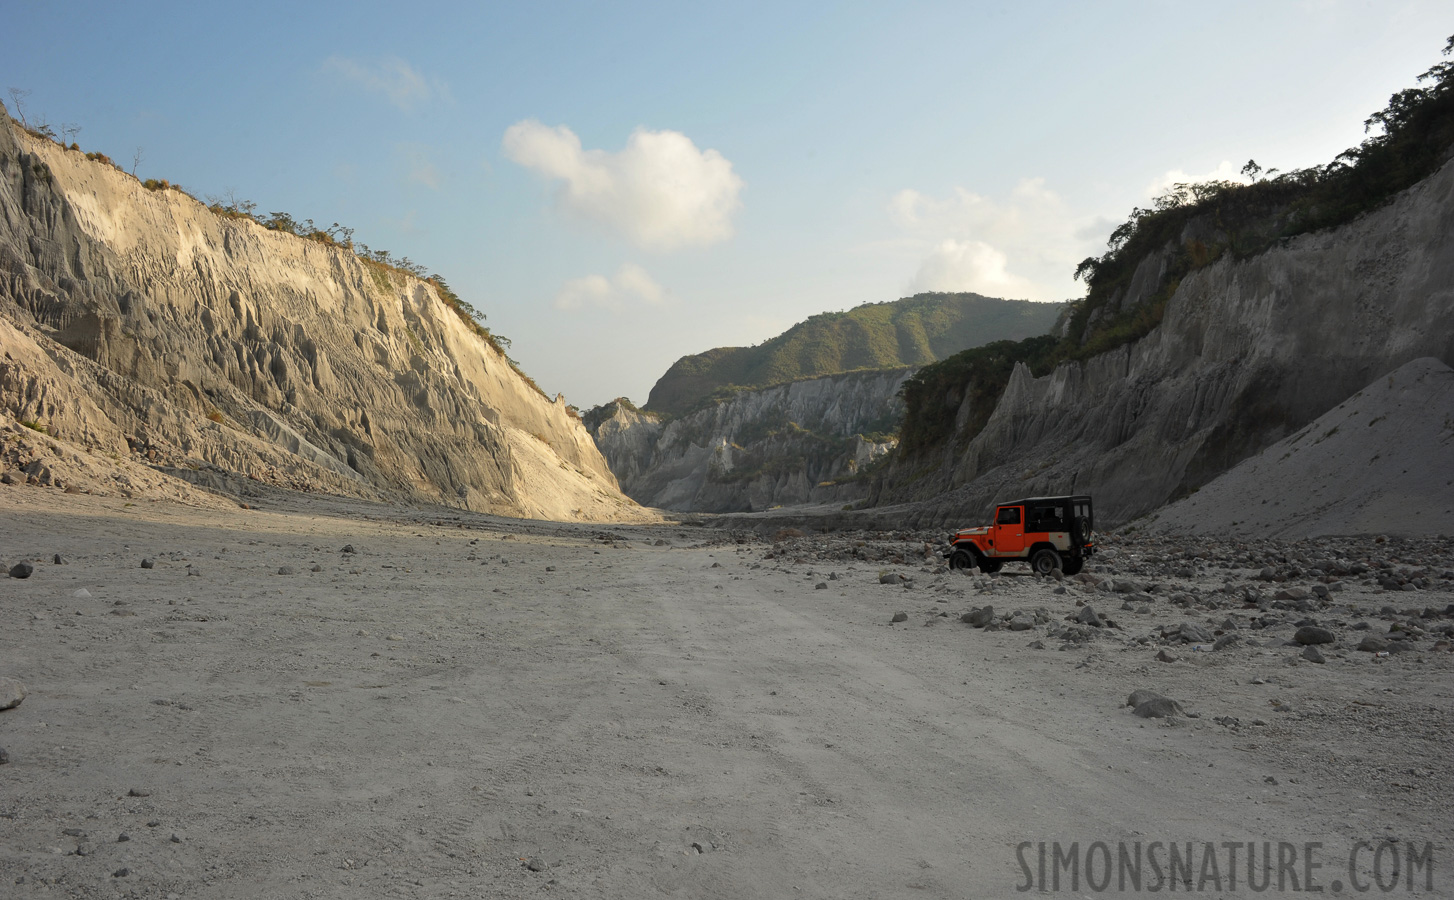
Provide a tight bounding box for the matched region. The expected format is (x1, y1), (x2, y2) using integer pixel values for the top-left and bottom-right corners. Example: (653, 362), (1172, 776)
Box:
(0, 115), (645, 521)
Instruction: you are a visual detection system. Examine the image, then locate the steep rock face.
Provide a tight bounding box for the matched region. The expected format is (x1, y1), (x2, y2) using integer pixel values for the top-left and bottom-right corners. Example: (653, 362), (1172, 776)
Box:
(875, 157), (1454, 529)
(591, 369), (909, 512)
(0, 118), (644, 521)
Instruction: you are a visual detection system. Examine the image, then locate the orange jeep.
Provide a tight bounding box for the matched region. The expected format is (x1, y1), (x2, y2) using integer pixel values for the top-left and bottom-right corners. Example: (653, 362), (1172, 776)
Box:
(948, 495), (1094, 576)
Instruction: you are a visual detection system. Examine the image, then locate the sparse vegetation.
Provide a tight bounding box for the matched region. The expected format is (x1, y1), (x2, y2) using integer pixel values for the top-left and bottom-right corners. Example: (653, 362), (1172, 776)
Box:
(3, 95), (522, 382)
(19, 420), (48, 434)
(897, 34), (1454, 461)
(1070, 34), (1454, 349)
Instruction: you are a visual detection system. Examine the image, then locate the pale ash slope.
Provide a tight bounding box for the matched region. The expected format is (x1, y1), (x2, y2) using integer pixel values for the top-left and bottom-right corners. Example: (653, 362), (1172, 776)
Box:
(0, 118), (646, 521)
(1147, 357), (1454, 539)
(877, 157), (1454, 529)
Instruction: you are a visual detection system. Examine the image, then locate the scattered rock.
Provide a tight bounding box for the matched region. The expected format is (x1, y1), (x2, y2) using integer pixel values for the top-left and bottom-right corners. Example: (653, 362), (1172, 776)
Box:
(1294, 625), (1335, 645)
(1126, 689), (1167, 708)
(127, 788), (151, 797)
(890, 611), (908, 623)
(112, 867), (129, 878)
(815, 582), (827, 590)
(1356, 636), (1390, 653)
(1178, 622), (1213, 643)
(1301, 646), (1327, 664)
(52, 554), (67, 565)
(1155, 649), (1179, 663)
(277, 566), (296, 575)
(0, 677), (25, 710)
(1008, 612), (1035, 631)
(341, 544), (356, 554)
(8, 561), (33, 579)
(961, 605), (994, 627)
(1074, 606), (1104, 627)
(140, 558), (155, 569)
(879, 572), (902, 585)
(526, 857), (547, 872)
(1213, 633), (1242, 651)
(1133, 697), (1185, 718)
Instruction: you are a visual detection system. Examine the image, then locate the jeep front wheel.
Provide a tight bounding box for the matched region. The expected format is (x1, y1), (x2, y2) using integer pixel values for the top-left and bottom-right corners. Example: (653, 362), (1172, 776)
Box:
(948, 549), (975, 570)
(1030, 548), (1063, 576)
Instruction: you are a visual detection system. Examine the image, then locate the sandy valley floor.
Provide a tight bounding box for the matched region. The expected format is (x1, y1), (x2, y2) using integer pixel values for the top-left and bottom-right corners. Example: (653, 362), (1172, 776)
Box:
(1, 485), (1451, 898)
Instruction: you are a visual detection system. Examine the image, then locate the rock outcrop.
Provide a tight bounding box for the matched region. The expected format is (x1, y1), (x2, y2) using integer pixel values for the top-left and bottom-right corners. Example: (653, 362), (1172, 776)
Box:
(0, 114), (645, 521)
(873, 156), (1454, 529)
(590, 369), (909, 512)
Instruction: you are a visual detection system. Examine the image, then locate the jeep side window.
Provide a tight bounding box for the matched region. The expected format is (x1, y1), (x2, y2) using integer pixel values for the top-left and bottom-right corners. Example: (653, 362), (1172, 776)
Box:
(1043, 505), (1065, 530)
(996, 507), (1020, 525)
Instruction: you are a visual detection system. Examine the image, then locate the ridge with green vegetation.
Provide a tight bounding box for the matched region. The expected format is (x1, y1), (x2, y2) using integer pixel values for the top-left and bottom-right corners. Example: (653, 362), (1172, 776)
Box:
(644, 293), (1066, 418)
(895, 34), (1454, 460)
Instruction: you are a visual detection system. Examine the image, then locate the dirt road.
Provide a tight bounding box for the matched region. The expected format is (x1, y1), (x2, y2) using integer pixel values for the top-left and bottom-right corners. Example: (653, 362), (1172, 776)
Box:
(1, 490), (1449, 897)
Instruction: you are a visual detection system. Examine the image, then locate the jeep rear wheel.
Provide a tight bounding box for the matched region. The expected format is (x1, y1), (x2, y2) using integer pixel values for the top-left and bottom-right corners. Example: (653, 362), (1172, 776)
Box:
(1030, 548), (1063, 576)
(1060, 556), (1084, 577)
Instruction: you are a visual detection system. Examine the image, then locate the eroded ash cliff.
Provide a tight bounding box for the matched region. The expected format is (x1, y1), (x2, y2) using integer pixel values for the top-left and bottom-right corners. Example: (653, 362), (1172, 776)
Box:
(874, 157), (1454, 529)
(0, 113), (644, 520)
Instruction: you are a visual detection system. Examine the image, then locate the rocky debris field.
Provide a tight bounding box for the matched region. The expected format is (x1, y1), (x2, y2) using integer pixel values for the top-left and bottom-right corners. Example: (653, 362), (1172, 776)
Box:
(1, 485), (1451, 898)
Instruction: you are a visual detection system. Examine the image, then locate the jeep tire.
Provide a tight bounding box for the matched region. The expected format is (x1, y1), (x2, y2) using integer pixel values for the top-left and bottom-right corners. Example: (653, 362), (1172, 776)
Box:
(948, 549), (974, 570)
(1030, 548), (1063, 576)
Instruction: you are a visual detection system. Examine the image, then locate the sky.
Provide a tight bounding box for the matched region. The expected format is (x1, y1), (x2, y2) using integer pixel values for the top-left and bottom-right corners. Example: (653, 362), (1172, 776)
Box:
(4, 1), (1449, 408)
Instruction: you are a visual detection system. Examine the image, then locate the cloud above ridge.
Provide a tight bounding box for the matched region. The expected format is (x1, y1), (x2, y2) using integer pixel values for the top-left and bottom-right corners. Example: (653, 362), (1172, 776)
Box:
(503, 121), (744, 251)
(1145, 159), (1251, 198)
(892, 178), (1093, 301)
(553, 263), (667, 313)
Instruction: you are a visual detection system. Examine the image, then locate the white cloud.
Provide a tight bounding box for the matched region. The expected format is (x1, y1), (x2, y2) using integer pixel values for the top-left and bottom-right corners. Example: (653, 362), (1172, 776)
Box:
(553, 263), (667, 312)
(907, 239), (1037, 298)
(323, 56), (447, 112)
(1145, 160), (1251, 198)
(503, 121), (744, 251)
(890, 178), (1095, 301)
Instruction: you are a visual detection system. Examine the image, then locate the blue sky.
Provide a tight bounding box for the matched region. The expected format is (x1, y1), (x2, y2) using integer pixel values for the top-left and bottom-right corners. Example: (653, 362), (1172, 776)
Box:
(5, 1), (1448, 408)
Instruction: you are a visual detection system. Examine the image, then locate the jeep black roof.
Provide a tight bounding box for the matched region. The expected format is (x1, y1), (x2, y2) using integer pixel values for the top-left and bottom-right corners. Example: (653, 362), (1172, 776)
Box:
(996, 495), (1092, 507)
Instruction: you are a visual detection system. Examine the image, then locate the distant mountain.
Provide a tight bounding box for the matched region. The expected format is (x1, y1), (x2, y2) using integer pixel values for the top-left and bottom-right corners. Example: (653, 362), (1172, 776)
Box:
(644, 293), (1067, 417)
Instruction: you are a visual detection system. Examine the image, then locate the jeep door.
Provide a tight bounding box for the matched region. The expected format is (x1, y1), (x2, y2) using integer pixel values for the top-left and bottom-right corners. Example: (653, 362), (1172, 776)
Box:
(993, 505), (1024, 553)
